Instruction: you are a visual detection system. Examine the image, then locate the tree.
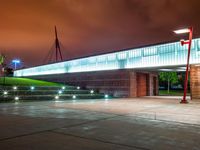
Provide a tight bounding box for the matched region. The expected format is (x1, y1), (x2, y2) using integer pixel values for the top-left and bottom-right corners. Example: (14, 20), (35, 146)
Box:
(4, 67), (13, 76)
(0, 55), (4, 65)
(159, 72), (178, 93)
(0, 53), (6, 85)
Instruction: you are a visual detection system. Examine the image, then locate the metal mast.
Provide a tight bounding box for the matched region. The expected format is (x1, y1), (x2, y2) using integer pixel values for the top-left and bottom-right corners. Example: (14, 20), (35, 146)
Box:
(55, 26), (63, 62)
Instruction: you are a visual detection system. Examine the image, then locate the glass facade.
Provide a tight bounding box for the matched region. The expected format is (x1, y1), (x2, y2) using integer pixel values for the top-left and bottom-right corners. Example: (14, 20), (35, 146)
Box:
(14, 38), (200, 77)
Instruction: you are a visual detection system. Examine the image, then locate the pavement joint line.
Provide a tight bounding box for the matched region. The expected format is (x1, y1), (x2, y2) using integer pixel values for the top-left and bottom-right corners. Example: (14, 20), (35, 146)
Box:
(50, 130), (150, 150)
(0, 104), (127, 119)
(51, 100), (177, 116)
(125, 115), (200, 128)
(1, 105), (200, 130)
(0, 114), (121, 142)
(130, 110), (200, 118)
(135, 111), (200, 117)
(2, 102), (200, 127)
(130, 105), (200, 117)
(50, 105), (127, 116)
(0, 114), (41, 122)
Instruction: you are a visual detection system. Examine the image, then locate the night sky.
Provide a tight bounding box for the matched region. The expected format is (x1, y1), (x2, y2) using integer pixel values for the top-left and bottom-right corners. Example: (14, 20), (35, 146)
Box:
(0, 0), (200, 67)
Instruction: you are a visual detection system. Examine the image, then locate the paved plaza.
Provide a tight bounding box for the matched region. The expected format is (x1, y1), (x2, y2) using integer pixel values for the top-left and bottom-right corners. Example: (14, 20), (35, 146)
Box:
(0, 97), (200, 150)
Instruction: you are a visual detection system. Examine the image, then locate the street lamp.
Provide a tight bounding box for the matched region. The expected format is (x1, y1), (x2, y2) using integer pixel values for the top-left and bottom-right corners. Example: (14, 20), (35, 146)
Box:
(174, 27), (193, 103)
(12, 59), (21, 70)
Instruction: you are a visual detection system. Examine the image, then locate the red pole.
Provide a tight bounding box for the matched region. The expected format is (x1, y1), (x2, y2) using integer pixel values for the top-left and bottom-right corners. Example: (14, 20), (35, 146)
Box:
(180, 27), (193, 103)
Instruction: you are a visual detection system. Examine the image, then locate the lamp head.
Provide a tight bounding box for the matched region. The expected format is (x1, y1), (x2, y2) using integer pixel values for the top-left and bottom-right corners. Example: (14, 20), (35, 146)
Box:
(180, 39), (185, 46)
(174, 28), (190, 34)
(12, 59), (21, 64)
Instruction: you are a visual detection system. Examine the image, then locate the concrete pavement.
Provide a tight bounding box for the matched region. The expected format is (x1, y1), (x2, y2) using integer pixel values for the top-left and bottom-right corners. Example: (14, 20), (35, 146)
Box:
(0, 98), (200, 150)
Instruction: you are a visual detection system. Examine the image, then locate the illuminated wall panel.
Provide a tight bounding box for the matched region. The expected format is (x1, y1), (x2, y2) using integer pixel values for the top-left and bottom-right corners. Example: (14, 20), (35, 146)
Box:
(14, 38), (200, 77)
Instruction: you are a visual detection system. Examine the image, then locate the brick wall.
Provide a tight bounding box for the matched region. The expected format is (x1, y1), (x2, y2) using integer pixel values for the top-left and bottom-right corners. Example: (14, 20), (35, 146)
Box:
(190, 65), (200, 99)
(30, 69), (158, 98)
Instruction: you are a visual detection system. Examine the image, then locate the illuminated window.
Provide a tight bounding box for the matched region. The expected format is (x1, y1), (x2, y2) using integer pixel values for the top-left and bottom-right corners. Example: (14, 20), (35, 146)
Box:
(117, 52), (127, 60)
(143, 47), (157, 56)
(14, 38), (200, 77)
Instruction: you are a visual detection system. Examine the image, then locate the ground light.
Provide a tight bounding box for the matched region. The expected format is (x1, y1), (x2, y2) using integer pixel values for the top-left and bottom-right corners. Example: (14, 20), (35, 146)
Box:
(104, 94), (109, 99)
(3, 91), (8, 95)
(62, 86), (65, 90)
(55, 95), (59, 100)
(90, 90), (94, 94)
(174, 27), (193, 103)
(72, 95), (76, 99)
(30, 86), (35, 90)
(58, 90), (63, 94)
(13, 86), (17, 90)
(14, 96), (19, 101)
(77, 86), (80, 90)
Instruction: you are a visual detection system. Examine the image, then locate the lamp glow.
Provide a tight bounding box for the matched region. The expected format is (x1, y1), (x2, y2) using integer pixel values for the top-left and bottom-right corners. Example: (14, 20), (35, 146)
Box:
(30, 86), (35, 90)
(55, 95), (59, 100)
(104, 94), (109, 99)
(58, 90), (63, 94)
(12, 59), (21, 70)
(90, 90), (94, 94)
(77, 86), (80, 90)
(12, 59), (20, 63)
(72, 95), (76, 99)
(13, 86), (17, 90)
(3, 91), (8, 95)
(14, 96), (19, 101)
(174, 28), (190, 34)
(62, 86), (66, 90)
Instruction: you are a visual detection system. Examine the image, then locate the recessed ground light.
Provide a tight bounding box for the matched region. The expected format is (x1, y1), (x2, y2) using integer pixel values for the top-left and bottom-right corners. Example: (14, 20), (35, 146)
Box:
(3, 91), (8, 95)
(58, 90), (63, 94)
(72, 95), (76, 99)
(14, 96), (19, 101)
(90, 90), (94, 94)
(104, 94), (109, 99)
(62, 86), (66, 90)
(30, 86), (35, 90)
(55, 95), (59, 100)
(77, 86), (80, 90)
(13, 86), (17, 90)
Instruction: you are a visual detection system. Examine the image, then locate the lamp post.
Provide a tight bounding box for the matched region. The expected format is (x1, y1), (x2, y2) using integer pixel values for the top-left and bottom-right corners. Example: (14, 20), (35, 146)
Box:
(12, 59), (21, 70)
(174, 27), (193, 103)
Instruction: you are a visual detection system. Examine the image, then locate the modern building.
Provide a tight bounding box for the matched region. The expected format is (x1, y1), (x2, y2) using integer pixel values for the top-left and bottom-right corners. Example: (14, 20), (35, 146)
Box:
(14, 38), (200, 99)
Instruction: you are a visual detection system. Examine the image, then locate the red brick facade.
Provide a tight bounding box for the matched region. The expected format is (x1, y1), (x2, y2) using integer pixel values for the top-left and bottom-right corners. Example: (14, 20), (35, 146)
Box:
(190, 65), (200, 99)
(32, 69), (158, 98)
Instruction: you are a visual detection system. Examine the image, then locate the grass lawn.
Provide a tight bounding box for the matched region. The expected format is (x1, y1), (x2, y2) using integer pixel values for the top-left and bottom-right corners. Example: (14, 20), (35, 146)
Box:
(159, 90), (190, 96)
(0, 77), (63, 86)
